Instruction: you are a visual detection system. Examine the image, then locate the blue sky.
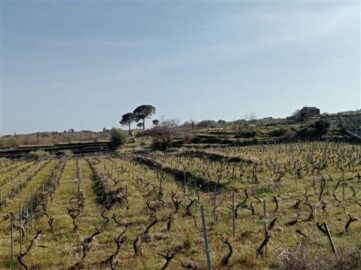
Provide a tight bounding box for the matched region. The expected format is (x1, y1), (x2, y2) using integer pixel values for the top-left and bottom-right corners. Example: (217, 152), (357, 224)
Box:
(0, 0), (360, 134)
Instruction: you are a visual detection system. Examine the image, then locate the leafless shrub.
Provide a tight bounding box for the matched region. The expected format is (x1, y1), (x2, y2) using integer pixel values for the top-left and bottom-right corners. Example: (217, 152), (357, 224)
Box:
(292, 199), (301, 209)
(70, 229), (100, 270)
(42, 212), (54, 234)
(218, 234), (233, 267)
(171, 191), (182, 214)
(166, 213), (173, 232)
(344, 215), (357, 233)
(273, 195), (280, 212)
(279, 244), (328, 270)
(268, 217), (277, 231)
(243, 201), (255, 215)
(133, 217), (158, 256)
(101, 224), (129, 270)
(256, 232), (271, 258)
(157, 250), (177, 270)
(112, 213), (133, 227)
(66, 207), (81, 232)
(100, 210), (110, 223)
(18, 230), (42, 270)
(184, 199), (196, 217)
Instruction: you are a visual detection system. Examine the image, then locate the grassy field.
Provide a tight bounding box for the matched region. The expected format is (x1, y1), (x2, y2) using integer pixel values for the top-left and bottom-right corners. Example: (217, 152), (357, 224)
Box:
(0, 142), (360, 269)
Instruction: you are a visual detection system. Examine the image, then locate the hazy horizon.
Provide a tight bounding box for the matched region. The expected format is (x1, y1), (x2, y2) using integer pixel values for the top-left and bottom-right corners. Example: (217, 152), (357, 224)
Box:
(0, 106), (358, 136)
(1, 0), (360, 135)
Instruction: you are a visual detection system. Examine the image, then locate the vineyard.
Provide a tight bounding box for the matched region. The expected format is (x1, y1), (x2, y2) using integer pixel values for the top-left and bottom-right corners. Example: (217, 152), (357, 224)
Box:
(0, 142), (360, 269)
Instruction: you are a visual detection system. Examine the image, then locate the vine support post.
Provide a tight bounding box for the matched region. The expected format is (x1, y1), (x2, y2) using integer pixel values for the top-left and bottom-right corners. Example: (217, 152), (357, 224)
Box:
(262, 199), (268, 255)
(324, 223), (340, 262)
(232, 190), (236, 239)
(201, 205), (212, 270)
(30, 188), (34, 221)
(18, 202), (21, 220)
(10, 213), (14, 270)
(312, 170), (317, 195)
(341, 168), (345, 201)
(19, 202), (22, 253)
(213, 186), (217, 223)
(183, 172), (187, 205)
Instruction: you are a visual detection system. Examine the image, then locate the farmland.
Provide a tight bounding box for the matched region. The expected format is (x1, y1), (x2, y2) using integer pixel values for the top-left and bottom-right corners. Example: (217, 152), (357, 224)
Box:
(0, 142), (360, 269)
(0, 143), (361, 269)
(2, 0), (360, 269)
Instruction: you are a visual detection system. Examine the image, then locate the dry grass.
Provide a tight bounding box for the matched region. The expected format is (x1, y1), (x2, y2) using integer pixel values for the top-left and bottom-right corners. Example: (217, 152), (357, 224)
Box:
(0, 142), (360, 269)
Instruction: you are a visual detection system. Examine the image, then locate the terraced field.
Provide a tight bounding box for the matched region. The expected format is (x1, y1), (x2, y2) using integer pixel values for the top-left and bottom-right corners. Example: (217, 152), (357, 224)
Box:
(0, 142), (360, 269)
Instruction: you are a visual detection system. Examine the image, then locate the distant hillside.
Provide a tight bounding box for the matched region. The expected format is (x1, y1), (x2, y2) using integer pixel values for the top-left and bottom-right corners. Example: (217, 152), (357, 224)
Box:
(1, 109), (360, 152)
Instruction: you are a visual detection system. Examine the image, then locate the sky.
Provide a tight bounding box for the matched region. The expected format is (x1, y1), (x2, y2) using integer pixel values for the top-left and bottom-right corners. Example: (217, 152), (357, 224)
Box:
(0, 0), (360, 135)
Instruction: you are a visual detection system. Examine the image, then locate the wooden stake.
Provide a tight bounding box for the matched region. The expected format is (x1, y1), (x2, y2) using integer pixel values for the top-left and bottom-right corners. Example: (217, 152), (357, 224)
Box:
(232, 191), (236, 239)
(341, 168), (345, 201)
(10, 213), (14, 270)
(184, 172), (187, 205)
(201, 206), (212, 270)
(324, 223), (339, 261)
(19, 202), (22, 253)
(262, 200), (267, 234)
(213, 186), (217, 222)
(262, 200), (267, 255)
(0, 188), (2, 210)
(312, 170), (317, 195)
